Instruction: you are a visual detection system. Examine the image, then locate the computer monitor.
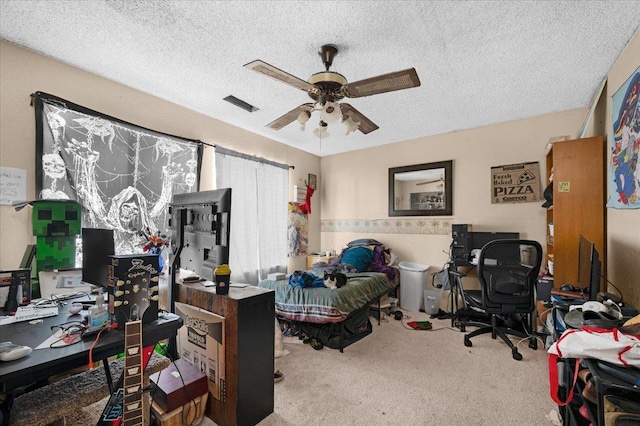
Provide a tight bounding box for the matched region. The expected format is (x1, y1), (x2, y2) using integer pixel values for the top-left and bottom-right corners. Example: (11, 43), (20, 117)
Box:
(470, 231), (520, 264)
(169, 188), (231, 281)
(577, 235), (601, 301)
(81, 228), (115, 289)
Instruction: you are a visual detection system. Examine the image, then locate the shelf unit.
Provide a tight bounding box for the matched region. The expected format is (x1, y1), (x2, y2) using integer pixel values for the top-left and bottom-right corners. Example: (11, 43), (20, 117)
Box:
(560, 358), (640, 425)
(544, 136), (606, 289)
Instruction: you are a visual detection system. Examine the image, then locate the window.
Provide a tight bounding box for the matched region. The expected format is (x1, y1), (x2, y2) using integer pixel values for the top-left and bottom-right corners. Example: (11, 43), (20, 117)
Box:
(215, 147), (288, 284)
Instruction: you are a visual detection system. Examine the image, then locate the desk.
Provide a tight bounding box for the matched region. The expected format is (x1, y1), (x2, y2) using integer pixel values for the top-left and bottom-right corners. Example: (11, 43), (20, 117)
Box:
(0, 303), (182, 395)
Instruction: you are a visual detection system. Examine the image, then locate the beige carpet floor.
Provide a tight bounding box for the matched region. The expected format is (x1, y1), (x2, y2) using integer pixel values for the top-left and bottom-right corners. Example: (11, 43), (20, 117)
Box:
(68, 310), (560, 425)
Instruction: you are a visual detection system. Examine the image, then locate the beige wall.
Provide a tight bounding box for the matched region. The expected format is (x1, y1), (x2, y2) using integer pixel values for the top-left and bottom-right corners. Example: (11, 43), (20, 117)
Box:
(321, 29), (640, 310)
(3, 31), (639, 309)
(599, 29), (640, 310)
(320, 110), (584, 273)
(0, 40), (320, 273)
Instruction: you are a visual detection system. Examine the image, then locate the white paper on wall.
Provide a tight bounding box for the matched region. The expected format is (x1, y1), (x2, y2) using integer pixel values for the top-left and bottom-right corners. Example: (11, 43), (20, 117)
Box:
(0, 166), (27, 205)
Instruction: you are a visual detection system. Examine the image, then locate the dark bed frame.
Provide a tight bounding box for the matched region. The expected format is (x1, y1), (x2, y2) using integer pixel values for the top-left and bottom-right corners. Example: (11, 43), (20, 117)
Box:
(277, 286), (396, 352)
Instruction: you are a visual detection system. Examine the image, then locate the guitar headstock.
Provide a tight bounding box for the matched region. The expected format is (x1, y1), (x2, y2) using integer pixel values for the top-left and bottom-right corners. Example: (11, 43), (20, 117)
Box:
(109, 255), (160, 328)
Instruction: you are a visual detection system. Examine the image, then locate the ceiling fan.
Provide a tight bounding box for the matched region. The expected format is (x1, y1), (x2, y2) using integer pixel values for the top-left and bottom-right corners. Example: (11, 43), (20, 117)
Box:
(244, 44), (421, 135)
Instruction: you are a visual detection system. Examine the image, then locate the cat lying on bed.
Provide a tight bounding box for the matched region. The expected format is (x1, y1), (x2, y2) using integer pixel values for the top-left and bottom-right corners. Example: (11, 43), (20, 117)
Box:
(323, 271), (348, 289)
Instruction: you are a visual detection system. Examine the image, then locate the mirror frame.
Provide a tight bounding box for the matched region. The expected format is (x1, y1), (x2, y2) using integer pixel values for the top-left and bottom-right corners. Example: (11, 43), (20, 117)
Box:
(388, 160), (453, 216)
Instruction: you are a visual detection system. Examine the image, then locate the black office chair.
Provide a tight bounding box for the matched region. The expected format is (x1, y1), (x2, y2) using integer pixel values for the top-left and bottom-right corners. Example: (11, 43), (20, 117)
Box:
(460, 239), (543, 360)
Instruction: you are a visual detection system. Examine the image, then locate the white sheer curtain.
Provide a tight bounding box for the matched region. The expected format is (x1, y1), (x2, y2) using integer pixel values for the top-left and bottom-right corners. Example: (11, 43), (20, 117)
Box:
(215, 147), (288, 285)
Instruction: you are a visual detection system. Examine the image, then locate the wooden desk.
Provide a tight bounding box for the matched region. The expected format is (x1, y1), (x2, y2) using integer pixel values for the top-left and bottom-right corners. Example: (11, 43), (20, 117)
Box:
(176, 282), (274, 426)
(307, 254), (336, 269)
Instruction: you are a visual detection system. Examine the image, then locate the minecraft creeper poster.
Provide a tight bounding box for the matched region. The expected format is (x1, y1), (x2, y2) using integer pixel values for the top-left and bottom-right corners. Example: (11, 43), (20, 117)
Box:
(32, 200), (82, 297)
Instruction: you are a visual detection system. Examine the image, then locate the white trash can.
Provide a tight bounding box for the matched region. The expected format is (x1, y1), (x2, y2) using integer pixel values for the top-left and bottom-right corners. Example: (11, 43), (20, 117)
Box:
(398, 261), (430, 312)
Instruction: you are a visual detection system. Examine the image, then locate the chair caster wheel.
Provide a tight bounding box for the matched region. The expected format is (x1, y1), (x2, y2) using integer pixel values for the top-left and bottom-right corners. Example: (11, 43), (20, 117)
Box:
(512, 349), (522, 361)
(464, 336), (472, 347)
(529, 339), (538, 350)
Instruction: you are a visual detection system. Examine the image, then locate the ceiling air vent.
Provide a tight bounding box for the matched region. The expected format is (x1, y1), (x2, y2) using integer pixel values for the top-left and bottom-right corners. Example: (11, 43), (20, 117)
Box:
(223, 95), (259, 112)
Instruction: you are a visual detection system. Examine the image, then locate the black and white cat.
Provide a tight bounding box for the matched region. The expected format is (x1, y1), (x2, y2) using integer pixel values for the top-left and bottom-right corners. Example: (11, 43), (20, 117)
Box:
(323, 271), (348, 289)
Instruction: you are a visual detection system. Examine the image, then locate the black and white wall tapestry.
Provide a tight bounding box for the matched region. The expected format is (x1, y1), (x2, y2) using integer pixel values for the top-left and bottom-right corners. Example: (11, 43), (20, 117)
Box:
(34, 92), (203, 253)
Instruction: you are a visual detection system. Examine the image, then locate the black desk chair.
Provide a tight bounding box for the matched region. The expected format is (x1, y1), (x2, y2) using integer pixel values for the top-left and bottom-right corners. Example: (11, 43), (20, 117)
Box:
(460, 239), (542, 360)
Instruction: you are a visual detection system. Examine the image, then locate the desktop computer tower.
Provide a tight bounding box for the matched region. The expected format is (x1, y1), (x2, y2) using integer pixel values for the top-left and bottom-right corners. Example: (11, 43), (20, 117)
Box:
(451, 224), (472, 262)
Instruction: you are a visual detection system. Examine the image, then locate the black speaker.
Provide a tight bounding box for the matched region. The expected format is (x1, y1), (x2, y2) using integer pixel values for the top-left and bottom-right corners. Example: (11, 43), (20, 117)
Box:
(451, 224), (472, 262)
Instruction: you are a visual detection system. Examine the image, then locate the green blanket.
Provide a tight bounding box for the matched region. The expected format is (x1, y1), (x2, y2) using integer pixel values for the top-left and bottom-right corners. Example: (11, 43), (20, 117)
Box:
(258, 272), (396, 324)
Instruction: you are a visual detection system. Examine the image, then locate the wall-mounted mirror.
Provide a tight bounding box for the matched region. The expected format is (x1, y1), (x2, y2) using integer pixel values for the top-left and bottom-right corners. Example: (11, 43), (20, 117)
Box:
(389, 160), (453, 216)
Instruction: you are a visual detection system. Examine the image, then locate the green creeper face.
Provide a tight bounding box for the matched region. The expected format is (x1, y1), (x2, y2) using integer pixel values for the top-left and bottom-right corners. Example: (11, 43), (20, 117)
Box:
(32, 201), (82, 237)
(36, 236), (77, 271)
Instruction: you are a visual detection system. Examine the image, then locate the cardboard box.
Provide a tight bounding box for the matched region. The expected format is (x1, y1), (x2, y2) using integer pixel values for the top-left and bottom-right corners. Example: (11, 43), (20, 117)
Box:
(491, 162), (541, 204)
(0, 269), (31, 310)
(151, 393), (208, 426)
(107, 254), (159, 329)
(149, 358), (208, 412)
(175, 302), (225, 401)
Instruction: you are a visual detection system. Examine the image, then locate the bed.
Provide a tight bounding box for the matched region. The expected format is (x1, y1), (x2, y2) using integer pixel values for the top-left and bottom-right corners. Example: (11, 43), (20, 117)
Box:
(258, 239), (399, 351)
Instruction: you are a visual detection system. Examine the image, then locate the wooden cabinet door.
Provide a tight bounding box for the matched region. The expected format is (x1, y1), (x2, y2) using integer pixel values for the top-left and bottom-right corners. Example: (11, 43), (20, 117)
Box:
(551, 136), (605, 289)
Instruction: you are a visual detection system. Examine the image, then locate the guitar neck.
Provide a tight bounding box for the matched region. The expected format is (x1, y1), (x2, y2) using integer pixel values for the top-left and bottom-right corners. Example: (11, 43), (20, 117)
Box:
(105, 255), (159, 425)
(122, 320), (144, 426)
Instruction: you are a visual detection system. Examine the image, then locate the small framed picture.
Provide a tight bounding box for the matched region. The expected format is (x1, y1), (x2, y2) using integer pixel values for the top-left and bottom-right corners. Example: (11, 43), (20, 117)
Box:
(308, 173), (317, 190)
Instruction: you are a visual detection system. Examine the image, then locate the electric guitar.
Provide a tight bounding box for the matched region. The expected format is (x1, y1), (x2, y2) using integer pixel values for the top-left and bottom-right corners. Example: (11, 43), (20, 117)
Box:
(98, 257), (160, 426)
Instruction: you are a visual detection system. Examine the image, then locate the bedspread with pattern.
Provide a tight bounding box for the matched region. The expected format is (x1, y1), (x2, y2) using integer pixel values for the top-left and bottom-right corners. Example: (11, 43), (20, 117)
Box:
(258, 271), (397, 324)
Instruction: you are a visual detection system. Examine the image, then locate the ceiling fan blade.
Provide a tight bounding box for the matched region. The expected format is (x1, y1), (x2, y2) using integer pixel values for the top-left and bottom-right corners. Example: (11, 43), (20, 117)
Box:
(266, 103), (315, 130)
(244, 60), (318, 93)
(342, 68), (421, 98)
(340, 103), (379, 134)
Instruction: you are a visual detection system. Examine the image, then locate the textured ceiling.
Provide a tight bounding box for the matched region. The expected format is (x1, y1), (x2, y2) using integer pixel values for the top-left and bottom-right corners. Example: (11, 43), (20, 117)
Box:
(1, 1), (639, 157)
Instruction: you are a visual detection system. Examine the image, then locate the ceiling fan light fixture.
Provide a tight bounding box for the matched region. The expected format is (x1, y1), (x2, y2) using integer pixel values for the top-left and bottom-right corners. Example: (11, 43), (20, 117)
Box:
(297, 110), (311, 130)
(343, 114), (361, 135)
(314, 121), (330, 138)
(321, 101), (341, 124)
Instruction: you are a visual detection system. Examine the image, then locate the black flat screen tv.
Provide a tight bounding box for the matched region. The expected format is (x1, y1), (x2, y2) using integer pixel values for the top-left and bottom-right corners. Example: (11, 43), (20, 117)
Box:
(577, 234), (601, 301)
(169, 188), (231, 281)
(81, 228), (115, 289)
